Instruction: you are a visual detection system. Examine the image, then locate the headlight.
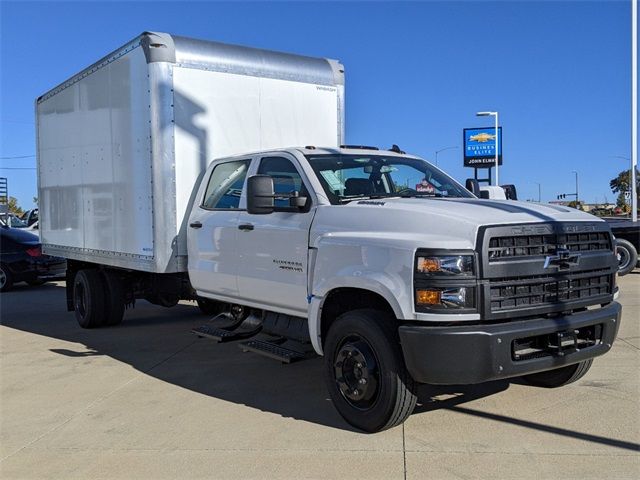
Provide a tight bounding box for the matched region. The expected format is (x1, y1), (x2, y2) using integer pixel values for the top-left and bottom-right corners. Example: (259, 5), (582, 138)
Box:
(416, 255), (474, 276)
(415, 287), (476, 310)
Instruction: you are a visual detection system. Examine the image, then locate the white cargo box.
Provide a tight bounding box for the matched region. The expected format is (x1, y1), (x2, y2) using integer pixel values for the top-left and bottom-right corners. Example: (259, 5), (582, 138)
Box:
(37, 32), (344, 273)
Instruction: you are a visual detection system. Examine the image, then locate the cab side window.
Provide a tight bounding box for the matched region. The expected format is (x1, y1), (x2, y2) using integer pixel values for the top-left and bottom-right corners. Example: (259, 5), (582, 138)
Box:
(202, 160), (250, 210)
(257, 156), (309, 209)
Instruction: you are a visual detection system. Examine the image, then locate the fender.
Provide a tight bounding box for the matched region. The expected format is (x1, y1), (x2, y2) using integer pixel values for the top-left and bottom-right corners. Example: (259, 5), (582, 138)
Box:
(308, 237), (412, 355)
(308, 275), (406, 355)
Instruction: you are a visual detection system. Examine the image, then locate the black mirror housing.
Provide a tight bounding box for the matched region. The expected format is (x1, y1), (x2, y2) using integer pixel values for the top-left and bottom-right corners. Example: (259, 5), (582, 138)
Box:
(465, 178), (481, 196)
(501, 184), (518, 200)
(247, 175), (275, 214)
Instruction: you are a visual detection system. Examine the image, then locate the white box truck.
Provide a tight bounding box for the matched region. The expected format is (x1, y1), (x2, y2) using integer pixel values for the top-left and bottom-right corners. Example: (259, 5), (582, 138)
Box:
(37, 32), (621, 432)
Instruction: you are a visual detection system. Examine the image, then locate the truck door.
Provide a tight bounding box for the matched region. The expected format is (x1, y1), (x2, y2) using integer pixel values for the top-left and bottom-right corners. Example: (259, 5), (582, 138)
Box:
(187, 159), (251, 298)
(236, 155), (314, 315)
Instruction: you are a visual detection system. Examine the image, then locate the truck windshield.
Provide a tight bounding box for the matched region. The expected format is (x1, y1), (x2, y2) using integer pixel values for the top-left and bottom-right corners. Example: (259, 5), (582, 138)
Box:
(305, 154), (474, 204)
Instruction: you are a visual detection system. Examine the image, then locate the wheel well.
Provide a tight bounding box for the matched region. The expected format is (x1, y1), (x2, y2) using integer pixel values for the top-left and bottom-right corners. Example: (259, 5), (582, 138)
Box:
(320, 288), (396, 345)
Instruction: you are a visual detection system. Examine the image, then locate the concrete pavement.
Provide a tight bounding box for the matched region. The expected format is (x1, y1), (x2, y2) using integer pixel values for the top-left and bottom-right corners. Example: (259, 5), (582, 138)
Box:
(1, 275), (639, 479)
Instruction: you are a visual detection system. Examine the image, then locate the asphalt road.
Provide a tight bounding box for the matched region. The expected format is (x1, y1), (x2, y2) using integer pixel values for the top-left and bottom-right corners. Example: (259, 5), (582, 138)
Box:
(1, 275), (639, 479)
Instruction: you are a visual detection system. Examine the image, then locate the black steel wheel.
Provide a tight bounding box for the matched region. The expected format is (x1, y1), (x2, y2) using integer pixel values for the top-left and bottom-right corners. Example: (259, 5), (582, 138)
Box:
(73, 269), (107, 328)
(616, 239), (638, 276)
(0, 264), (13, 292)
(522, 359), (593, 388)
(324, 309), (417, 432)
(334, 336), (380, 410)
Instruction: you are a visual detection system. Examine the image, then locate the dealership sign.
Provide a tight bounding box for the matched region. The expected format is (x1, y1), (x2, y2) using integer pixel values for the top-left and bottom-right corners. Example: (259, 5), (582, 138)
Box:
(463, 127), (502, 168)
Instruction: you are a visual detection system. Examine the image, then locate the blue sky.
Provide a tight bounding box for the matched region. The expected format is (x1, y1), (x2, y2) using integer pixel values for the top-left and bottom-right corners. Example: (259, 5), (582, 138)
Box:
(0, 0), (633, 208)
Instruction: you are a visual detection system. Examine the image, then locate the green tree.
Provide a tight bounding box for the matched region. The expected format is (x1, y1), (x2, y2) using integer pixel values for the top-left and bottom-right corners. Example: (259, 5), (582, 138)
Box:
(610, 168), (640, 202)
(7, 196), (24, 216)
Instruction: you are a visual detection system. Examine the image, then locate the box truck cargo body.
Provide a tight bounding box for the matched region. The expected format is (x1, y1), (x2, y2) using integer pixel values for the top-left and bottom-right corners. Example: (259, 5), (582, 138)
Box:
(37, 32), (345, 273)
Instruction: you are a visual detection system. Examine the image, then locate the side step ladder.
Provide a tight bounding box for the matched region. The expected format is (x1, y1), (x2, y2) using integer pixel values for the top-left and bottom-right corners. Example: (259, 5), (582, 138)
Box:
(191, 313), (262, 343)
(239, 338), (311, 364)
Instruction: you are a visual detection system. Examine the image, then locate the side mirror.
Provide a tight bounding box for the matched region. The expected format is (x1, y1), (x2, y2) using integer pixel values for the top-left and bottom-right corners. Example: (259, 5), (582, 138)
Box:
(465, 178), (480, 196)
(501, 184), (518, 200)
(247, 175), (275, 215)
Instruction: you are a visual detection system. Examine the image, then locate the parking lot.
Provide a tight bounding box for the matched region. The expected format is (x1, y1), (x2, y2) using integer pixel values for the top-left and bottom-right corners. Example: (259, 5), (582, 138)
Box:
(1, 275), (638, 480)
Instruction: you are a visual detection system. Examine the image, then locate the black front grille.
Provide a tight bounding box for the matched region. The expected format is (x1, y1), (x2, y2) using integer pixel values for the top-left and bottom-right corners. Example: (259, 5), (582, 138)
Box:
(490, 269), (612, 312)
(488, 232), (611, 261)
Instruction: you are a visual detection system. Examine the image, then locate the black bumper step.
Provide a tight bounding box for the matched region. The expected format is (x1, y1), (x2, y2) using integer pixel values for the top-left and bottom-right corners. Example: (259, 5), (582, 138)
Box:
(239, 339), (306, 363)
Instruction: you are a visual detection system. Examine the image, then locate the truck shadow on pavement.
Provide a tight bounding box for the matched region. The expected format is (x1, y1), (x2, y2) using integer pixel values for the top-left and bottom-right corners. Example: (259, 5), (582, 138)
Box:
(2, 283), (640, 449)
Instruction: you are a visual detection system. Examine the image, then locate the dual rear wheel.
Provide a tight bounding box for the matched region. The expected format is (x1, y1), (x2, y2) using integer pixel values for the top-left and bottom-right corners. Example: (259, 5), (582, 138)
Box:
(73, 269), (125, 328)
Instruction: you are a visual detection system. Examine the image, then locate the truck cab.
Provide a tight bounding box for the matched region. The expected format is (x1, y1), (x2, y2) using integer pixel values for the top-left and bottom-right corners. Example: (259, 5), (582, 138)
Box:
(186, 146), (620, 431)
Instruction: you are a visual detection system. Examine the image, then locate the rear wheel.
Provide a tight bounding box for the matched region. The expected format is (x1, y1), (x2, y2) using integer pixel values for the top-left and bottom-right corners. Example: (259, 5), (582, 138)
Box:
(323, 309), (417, 432)
(73, 269), (107, 328)
(616, 239), (638, 276)
(0, 264), (13, 292)
(102, 271), (125, 326)
(522, 359), (593, 388)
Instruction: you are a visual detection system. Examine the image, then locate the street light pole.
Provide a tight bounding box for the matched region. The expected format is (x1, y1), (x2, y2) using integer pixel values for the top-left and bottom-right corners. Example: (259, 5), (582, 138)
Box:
(572, 170), (579, 205)
(476, 111), (499, 185)
(534, 182), (541, 202)
(434, 146), (458, 167)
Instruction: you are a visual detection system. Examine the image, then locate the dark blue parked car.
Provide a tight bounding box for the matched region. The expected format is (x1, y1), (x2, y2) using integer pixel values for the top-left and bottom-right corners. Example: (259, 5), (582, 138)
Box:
(0, 225), (65, 292)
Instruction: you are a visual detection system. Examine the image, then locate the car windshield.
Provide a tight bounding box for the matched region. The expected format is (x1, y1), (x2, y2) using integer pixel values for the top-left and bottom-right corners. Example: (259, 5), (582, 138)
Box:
(305, 154), (473, 204)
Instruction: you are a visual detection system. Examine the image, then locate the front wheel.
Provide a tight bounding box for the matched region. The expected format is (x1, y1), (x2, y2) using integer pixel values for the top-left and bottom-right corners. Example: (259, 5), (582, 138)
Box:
(323, 309), (417, 432)
(522, 359), (593, 388)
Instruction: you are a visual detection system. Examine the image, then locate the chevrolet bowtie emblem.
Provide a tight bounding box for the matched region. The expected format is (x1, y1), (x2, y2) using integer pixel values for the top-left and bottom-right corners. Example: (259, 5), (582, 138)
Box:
(544, 247), (581, 270)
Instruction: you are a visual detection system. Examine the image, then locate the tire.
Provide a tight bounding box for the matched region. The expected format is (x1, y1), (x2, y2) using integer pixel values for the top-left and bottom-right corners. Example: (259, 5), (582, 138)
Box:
(616, 239), (638, 276)
(522, 359), (593, 388)
(73, 269), (107, 328)
(26, 278), (46, 286)
(197, 297), (225, 316)
(323, 309), (417, 433)
(0, 264), (13, 292)
(101, 271), (125, 326)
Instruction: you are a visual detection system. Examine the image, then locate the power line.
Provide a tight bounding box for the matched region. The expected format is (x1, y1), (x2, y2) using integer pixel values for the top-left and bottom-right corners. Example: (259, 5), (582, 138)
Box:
(0, 155), (35, 160)
(1, 167), (36, 170)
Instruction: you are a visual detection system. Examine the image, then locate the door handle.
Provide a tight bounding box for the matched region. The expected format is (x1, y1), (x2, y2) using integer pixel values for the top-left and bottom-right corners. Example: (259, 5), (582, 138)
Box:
(238, 223), (254, 231)
(189, 221), (203, 229)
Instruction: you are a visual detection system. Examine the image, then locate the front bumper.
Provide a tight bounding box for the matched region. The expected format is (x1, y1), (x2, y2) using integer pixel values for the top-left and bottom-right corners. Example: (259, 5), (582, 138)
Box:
(398, 302), (621, 385)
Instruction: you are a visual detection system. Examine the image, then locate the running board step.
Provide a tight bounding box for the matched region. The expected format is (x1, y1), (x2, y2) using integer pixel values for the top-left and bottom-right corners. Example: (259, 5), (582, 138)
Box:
(191, 317), (262, 343)
(239, 339), (306, 363)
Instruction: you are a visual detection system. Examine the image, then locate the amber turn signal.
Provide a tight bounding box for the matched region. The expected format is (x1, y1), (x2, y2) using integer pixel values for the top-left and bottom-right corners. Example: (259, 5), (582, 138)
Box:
(416, 289), (441, 305)
(417, 257), (440, 273)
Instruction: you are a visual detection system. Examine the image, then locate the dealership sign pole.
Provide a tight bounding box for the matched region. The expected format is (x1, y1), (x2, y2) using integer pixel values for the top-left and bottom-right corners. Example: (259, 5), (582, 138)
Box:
(476, 111), (500, 185)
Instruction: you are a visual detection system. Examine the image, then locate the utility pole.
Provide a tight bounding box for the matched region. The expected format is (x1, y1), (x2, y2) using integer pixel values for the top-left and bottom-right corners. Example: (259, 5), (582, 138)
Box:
(534, 182), (541, 203)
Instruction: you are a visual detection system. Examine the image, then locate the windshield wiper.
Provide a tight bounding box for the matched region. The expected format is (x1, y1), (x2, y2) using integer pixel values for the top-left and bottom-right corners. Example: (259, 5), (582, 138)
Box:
(338, 194), (403, 204)
(398, 192), (445, 198)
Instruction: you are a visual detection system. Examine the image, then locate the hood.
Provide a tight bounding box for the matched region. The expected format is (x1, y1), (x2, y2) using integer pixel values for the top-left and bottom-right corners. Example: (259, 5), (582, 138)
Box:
(310, 198), (604, 250)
